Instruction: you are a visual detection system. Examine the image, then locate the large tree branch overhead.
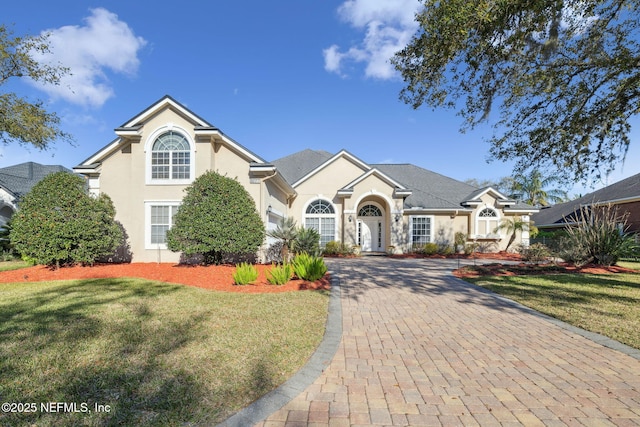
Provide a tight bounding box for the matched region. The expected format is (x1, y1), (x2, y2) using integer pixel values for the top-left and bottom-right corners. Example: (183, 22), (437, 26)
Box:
(392, 0), (640, 184)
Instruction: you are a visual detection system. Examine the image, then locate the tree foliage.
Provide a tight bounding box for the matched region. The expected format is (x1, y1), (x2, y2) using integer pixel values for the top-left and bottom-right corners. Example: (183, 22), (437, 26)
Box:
(1, 24), (72, 149)
(494, 216), (538, 251)
(166, 171), (265, 265)
(393, 1), (640, 184)
(10, 172), (123, 268)
(509, 170), (568, 206)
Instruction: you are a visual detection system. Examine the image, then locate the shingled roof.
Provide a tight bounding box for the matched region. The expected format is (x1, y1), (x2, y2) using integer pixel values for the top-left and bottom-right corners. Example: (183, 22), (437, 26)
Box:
(270, 149), (536, 212)
(373, 163), (478, 210)
(271, 149), (333, 183)
(0, 162), (71, 201)
(533, 172), (640, 227)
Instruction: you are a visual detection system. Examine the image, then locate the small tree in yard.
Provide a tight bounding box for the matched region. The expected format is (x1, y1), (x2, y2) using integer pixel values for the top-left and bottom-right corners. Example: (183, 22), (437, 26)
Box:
(494, 217), (538, 252)
(166, 171), (265, 265)
(10, 172), (122, 268)
(267, 217), (298, 262)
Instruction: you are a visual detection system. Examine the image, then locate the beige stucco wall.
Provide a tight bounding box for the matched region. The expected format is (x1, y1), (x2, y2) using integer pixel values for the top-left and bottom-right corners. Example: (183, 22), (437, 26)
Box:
(465, 192), (529, 252)
(97, 108), (275, 263)
(288, 157), (366, 243)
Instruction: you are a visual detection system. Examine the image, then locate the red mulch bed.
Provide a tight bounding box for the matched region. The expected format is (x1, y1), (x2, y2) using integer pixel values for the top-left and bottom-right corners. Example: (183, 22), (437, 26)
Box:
(453, 262), (639, 279)
(0, 263), (330, 294)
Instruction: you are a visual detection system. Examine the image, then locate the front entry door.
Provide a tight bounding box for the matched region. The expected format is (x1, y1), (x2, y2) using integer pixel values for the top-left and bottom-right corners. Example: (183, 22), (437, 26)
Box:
(359, 218), (383, 252)
(358, 203), (385, 252)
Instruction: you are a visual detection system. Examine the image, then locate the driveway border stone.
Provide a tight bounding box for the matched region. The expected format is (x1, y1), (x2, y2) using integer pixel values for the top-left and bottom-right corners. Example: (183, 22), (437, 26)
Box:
(217, 271), (344, 427)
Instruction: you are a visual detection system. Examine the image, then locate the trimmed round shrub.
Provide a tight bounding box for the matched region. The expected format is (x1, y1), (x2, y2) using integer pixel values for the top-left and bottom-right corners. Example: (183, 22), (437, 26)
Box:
(10, 172), (123, 268)
(166, 171), (265, 264)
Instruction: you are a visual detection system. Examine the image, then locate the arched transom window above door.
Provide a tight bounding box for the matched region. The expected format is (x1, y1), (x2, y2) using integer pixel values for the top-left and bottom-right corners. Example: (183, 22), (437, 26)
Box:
(304, 199), (336, 247)
(358, 204), (382, 217)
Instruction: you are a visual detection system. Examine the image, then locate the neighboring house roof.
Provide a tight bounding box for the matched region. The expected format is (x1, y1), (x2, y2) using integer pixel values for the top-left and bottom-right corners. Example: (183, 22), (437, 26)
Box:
(0, 162), (71, 201)
(533, 172), (640, 227)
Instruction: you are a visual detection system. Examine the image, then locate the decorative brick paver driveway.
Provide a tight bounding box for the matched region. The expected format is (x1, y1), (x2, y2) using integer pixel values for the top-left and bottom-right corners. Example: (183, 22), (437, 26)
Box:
(254, 257), (640, 426)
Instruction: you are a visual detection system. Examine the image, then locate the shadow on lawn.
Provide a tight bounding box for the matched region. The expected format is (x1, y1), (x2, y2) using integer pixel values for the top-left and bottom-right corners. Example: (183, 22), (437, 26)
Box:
(0, 279), (217, 426)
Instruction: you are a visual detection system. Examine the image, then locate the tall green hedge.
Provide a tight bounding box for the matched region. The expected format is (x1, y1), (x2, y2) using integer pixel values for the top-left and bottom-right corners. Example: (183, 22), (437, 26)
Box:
(166, 171), (265, 264)
(10, 172), (123, 268)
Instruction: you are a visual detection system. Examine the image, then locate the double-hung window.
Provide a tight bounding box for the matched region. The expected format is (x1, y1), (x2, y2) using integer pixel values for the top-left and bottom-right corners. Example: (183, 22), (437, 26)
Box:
(146, 202), (179, 248)
(410, 216), (432, 246)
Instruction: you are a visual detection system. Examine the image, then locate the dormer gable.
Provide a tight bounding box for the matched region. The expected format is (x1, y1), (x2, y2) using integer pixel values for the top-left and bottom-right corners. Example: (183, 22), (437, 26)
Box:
(462, 187), (516, 208)
(292, 149), (371, 188)
(75, 95), (265, 170)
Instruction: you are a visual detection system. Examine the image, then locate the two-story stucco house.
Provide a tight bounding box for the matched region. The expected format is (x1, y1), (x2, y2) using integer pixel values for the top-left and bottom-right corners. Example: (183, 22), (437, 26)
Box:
(73, 95), (538, 263)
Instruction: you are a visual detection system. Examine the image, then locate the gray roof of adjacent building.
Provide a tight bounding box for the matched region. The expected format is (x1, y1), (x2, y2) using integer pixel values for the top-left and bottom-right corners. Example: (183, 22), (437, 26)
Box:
(0, 162), (71, 201)
(533, 172), (640, 227)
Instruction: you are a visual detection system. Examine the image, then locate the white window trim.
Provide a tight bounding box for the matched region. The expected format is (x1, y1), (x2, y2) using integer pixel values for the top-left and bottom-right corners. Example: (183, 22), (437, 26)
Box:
(302, 198), (339, 245)
(144, 124), (195, 185)
(409, 215), (434, 246)
(474, 206), (501, 239)
(145, 201), (181, 250)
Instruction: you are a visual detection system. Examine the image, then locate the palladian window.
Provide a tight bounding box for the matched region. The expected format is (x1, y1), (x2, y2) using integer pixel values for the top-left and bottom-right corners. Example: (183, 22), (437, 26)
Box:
(476, 207), (499, 237)
(151, 131), (191, 180)
(305, 199), (336, 247)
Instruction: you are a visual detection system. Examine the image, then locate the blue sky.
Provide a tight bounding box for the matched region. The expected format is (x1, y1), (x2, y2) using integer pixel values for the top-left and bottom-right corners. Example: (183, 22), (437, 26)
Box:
(4, 1), (640, 196)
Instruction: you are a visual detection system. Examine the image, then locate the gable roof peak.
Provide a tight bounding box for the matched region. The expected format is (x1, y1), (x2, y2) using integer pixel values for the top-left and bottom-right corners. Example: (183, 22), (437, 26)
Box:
(120, 94), (212, 129)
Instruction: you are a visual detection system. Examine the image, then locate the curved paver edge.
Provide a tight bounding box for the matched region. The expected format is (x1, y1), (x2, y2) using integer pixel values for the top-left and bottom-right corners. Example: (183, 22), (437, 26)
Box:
(216, 272), (343, 427)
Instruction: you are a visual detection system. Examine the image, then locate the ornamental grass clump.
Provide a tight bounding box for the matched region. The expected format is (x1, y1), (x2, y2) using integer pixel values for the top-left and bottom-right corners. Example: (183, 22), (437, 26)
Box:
(518, 243), (551, 264)
(232, 262), (259, 285)
(292, 253), (327, 281)
(562, 204), (638, 266)
(267, 263), (293, 285)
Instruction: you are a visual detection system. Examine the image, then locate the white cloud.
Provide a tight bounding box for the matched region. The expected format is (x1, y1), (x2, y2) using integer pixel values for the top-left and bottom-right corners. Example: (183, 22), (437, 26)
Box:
(29, 8), (147, 108)
(324, 0), (421, 79)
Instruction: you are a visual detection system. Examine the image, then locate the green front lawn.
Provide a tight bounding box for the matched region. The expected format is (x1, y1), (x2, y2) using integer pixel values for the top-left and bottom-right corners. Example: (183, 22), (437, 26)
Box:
(0, 259), (29, 272)
(467, 273), (640, 350)
(0, 278), (329, 426)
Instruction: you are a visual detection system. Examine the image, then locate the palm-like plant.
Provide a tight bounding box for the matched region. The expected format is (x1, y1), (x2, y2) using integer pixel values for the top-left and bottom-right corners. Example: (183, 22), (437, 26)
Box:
(267, 217), (298, 262)
(510, 170), (568, 207)
(494, 217), (538, 251)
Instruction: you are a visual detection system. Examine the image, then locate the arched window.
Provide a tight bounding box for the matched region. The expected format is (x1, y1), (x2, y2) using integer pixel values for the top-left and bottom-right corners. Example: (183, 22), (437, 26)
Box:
(151, 131), (191, 180)
(304, 199), (336, 247)
(306, 199), (334, 215)
(476, 207), (499, 237)
(358, 204), (382, 217)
